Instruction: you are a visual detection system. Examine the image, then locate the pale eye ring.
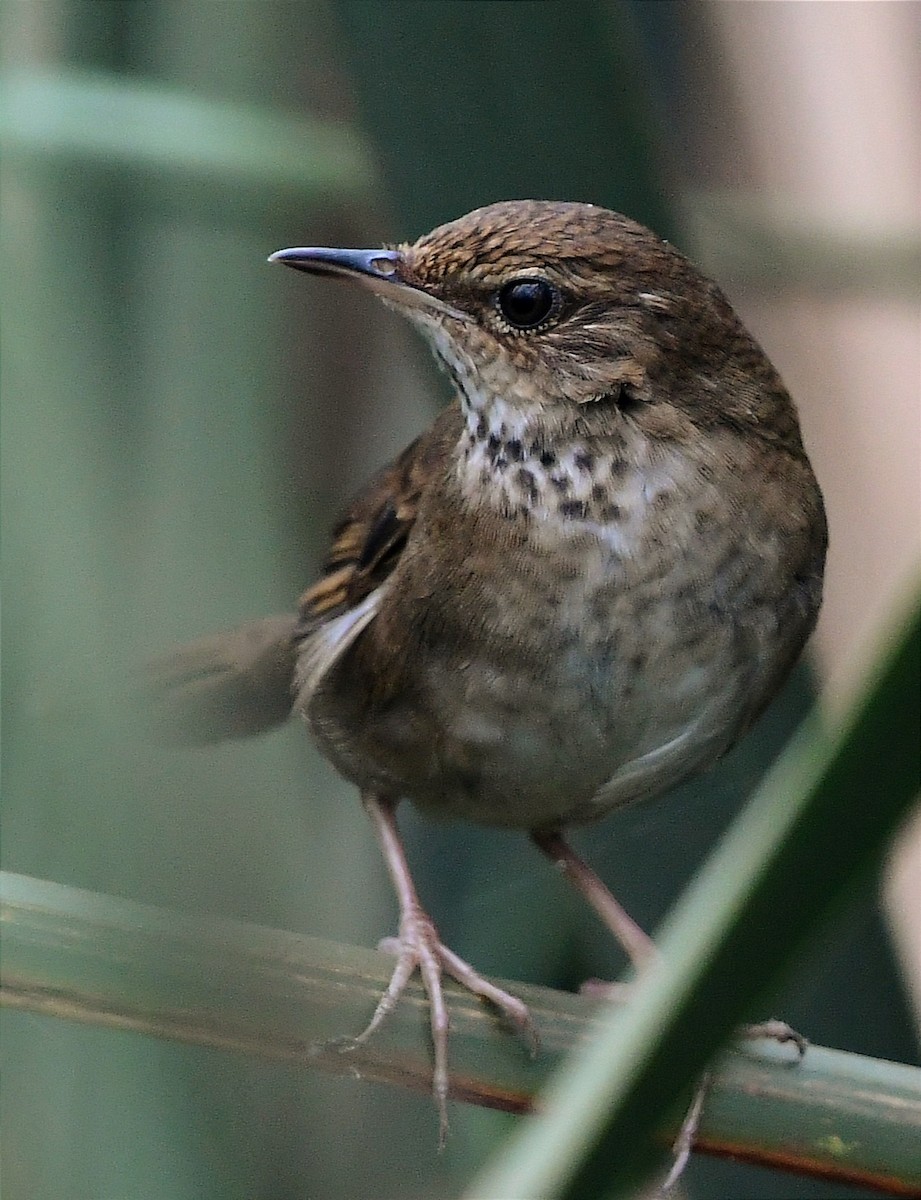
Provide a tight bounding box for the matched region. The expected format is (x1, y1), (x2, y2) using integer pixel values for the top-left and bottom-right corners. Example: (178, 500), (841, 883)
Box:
(496, 277), (560, 330)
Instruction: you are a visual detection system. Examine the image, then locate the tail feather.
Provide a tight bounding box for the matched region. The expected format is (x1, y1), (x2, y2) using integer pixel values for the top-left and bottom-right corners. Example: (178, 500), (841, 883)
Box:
(142, 614), (300, 745)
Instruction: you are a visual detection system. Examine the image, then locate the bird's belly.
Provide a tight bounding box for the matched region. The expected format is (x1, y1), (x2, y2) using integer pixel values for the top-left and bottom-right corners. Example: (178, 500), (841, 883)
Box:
(307, 455), (819, 830)
(409, 561), (754, 828)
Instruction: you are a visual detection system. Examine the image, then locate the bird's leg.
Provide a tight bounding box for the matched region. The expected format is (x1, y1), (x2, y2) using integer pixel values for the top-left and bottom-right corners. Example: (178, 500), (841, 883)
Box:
(530, 832), (806, 1191)
(352, 792), (537, 1143)
(531, 828), (704, 1191)
(653, 1026), (806, 1197)
(656, 1072), (712, 1196)
(531, 829), (658, 975)
(530, 831), (808, 1046)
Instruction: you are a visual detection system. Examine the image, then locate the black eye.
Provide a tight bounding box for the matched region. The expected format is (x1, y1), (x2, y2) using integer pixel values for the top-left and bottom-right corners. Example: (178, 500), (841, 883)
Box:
(496, 278), (558, 329)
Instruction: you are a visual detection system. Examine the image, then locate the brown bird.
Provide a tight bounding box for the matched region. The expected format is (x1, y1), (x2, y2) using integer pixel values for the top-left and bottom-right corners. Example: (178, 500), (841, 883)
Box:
(147, 200), (827, 1138)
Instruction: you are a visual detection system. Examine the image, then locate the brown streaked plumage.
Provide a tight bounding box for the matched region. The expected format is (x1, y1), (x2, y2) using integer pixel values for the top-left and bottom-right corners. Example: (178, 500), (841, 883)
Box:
(146, 201), (827, 1141)
(298, 407), (460, 620)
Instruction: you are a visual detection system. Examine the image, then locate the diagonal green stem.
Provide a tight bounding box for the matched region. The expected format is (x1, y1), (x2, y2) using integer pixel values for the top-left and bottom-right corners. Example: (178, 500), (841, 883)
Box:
(467, 586), (921, 1199)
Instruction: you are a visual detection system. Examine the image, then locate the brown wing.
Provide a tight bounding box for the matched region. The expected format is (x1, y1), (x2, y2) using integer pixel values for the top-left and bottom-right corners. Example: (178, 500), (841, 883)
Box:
(298, 402), (462, 623)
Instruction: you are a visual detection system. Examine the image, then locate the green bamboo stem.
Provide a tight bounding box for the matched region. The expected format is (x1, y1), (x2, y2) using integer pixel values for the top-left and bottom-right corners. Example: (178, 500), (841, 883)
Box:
(2, 870), (919, 1193)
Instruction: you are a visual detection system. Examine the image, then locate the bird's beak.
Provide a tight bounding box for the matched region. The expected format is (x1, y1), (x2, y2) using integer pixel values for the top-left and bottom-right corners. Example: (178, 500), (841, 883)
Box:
(268, 246), (469, 321)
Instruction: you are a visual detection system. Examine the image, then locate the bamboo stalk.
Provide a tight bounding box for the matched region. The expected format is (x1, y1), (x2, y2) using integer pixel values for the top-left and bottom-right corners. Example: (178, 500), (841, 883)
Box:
(3, 869), (919, 1193)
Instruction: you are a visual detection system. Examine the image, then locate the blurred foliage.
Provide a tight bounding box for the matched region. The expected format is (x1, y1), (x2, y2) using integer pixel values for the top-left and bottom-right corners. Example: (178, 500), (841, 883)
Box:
(1, 2), (916, 1199)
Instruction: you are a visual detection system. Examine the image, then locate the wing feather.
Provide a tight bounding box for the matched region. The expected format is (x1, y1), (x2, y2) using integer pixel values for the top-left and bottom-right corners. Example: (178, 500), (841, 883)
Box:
(298, 404), (461, 622)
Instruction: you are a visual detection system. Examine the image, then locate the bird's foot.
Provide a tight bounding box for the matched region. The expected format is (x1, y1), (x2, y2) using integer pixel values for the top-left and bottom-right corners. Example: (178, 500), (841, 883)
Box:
(344, 904), (538, 1146)
(739, 1018), (808, 1058)
(656, 1023), (806, 1194)
(579, 982), (808, 1062)
(572, 991), (805, 1192)
(656, 1072), (712, 1196)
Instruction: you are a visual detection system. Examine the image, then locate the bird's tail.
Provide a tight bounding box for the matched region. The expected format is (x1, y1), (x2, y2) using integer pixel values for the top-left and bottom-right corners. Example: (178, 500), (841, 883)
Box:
(141, 614), (301, 745)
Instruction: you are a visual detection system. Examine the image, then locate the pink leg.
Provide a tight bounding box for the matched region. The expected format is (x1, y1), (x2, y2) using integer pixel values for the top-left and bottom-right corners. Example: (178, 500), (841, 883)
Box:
(653, 1027), (806, 1194)
(352, 793), (537, 1144)
(530, 832), (806, 1188)
(531, 829), (658, 974)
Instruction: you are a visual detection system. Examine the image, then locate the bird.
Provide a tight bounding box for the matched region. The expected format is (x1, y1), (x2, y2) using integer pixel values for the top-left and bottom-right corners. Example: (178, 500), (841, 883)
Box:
(146, 200), (827, 1140)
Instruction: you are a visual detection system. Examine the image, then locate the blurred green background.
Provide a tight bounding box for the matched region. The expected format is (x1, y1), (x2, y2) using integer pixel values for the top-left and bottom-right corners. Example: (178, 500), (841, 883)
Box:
(2, 2), (916, 1198)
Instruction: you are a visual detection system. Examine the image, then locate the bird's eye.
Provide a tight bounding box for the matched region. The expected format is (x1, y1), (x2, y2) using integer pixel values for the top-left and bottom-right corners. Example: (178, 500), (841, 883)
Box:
(496, 278), (559, 330)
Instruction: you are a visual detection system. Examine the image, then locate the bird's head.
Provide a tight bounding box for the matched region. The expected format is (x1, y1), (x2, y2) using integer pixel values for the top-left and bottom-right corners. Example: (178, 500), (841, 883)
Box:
(271, 200), (796, 446)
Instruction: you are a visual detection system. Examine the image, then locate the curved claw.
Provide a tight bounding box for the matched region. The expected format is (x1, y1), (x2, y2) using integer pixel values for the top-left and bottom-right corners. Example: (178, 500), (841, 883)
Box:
(358, 793), (539, 1143)
(740, 1018), (809, 1059)
(354, 904), (536, 1145)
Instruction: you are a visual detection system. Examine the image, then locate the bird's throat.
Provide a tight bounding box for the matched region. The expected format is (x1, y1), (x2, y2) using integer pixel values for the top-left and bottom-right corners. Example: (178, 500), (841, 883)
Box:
(452, 392), (687, 564)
